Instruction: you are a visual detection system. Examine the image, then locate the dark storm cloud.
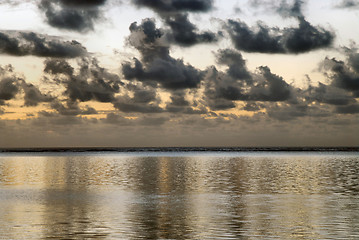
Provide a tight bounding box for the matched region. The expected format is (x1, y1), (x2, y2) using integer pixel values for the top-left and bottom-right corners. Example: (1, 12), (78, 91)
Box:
(250, 66), (293, 102)
(129, 19), (163, 45)
(204, 67), (246, 110)
(213, 66), (293, 102)
(0, 77), (19, 105)
(328, 58), (359, 91)
(227, 0), (334, 54)
(226, 20), (284, 54)
(203, 48), (299, 111)
(1, 65), (53, 107)
(165, 13), (218, 46)
(226, 18), (334, 54)
(60, 0), (107, 7)
(44, 58), (122, 103)
(169, 92), (190, 107)
(123, 58), (203, 89)
(321, 48), (359, 94)
(38, 0), (106, 32)
(112, 85), (164, 113)
(165, 91), (207, 114)
(22, 82), (53, 107)
(304, 82), (356, 106)
(133, 89), (157, 103)
(133, 0), (213, 13)
(44, 59), (74, 76)
(133, 0), (218, 47)
(0, 31), (86, 58)
(127, 19), (169, 62)
(204, 49), (294, 111)
(123, 19), (204, 90)
(216, 49), (252, 82)
(0, 65), (20, 105)
(284, 17), (334, 54)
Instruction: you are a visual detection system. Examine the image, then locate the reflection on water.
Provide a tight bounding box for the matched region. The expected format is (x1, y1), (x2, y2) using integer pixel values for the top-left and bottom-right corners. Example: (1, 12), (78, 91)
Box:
(0, 152), (358, 239)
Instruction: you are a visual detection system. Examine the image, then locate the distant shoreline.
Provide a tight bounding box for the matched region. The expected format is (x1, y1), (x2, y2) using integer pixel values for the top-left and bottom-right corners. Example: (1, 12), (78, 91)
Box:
(0, 147), (358, 153)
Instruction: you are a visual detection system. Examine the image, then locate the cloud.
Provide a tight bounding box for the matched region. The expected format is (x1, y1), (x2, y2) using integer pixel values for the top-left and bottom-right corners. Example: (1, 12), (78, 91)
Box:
(242, 102), (264, 112)
(123, 58), (203, 90)
(112, 86), (164, 113)
(0, 77), (19, 105)
(276, 0), (304, 18)
(165, 91), (208, 114)
(123, 19), (204, 90)
(49, 100), (98, 116)
(0, 65), (20, 105)
(336, 0), (359, 8)
(165, 13), (218, 46)
(104, 113), (133, 125)
(266, 103), (309, 121)
(44, 58), (122, 103)
(44, 59), (74, 76)
(250, 66), (293, 102)
(38, 0), (107, 32)
(113, 98), (164, 113)
(104, 113), (168, 126)
(248, 0), (305, 18)
(304, 82), (356, 106)
(0, 31), (87, 58)
(133, 0), (218, 47)
(226, 17), (334, 54)
(22, 82), (53, 107)
(133, 0), (213, 13)
(60, 0), (107, 7)
(1, 65), (54, 107)
(210, 65), (293, 103)
(204, 49), (295, 110)
(226, 0), (334, 54)
(127, 19), (169, 62)
(321, 47), (359, 95)
(138, 116), (168, 126)
(216, 49), (252, 82)
(204, 66), (247, 110)
(36, 112), (84, 125)
(335, 104), (359, 114)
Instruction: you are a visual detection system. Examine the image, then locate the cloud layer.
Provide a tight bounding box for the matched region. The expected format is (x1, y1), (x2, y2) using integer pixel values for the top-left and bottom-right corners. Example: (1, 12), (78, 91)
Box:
(0, 0), (358, 147)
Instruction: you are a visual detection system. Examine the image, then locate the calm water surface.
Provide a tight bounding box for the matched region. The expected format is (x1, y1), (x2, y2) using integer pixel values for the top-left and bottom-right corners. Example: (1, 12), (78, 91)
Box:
(0, 152), (358, 239)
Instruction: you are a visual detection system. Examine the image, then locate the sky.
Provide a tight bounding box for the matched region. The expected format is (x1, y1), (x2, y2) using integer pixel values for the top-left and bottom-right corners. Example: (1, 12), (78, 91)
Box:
(0, 0), (358, 148)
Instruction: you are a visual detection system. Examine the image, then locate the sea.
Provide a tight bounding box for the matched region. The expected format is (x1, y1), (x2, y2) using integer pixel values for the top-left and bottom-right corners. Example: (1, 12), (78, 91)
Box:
(0, 148), (358, 239)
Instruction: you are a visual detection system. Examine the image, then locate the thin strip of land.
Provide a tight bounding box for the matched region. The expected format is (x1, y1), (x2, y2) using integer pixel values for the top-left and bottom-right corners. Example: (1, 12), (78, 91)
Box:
(0, 147), (358, 153)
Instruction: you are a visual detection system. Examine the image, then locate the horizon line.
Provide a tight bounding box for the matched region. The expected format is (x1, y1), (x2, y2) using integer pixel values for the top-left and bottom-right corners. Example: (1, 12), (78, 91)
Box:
(0, 146), (358, 153)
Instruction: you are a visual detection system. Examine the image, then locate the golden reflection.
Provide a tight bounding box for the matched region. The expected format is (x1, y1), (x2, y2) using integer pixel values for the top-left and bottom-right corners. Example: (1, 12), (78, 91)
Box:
(158, 157), (171, 195)
(0, 154), (359, 239)
(0, 156), (46, 186)
(41, 156), (111, 239)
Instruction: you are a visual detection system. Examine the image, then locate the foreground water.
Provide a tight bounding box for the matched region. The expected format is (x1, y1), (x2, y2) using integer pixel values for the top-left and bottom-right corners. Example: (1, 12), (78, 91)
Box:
(0, 152), (358, 239)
